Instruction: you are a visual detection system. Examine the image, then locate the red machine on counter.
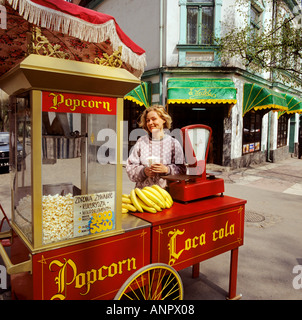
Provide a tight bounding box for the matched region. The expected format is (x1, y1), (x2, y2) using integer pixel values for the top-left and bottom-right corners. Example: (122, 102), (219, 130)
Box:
(167, 124), (225, 202)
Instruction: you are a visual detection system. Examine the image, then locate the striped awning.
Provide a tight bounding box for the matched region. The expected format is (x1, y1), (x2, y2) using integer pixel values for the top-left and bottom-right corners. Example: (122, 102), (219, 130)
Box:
(243, 83), (288, 116)
(124, 82), (151, 108)
(278, 93), (302, 118)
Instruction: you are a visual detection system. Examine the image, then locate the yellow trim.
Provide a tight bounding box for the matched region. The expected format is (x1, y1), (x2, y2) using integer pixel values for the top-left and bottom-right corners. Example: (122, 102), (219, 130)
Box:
(124, 96), (145, 107)
(167, 86), (237, 90)
(116, 98), (124, 233)
(31, 90), (43, 248)
(253, 104), (288, 111)
(168, 99), (237, 105)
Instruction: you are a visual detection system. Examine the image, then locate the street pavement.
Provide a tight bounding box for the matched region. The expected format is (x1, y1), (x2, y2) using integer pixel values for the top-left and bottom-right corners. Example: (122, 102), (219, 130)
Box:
(180, 158), (302, 300)
(1, 158), (302, 300)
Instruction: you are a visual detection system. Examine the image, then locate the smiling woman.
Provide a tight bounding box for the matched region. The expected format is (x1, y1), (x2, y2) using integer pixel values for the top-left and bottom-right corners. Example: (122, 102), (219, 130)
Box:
(126, 105), (186, 189)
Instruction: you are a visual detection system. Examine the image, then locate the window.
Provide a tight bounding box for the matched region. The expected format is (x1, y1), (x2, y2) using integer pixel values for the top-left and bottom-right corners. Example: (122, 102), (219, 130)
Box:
(242, 110), (262, 154)
(186, 0), (214, 45)
(250, 4), (262, 37)
(277, 114), (288, 148)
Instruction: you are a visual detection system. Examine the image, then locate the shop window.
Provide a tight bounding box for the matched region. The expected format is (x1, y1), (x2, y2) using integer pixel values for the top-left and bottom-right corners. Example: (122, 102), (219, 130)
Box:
(186, 0), (214, 45)
(277, 114), (288, 148)
(242, 110), (262, 154)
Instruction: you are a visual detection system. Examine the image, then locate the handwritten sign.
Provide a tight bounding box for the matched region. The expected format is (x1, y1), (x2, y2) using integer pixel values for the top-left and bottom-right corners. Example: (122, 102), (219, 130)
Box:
(73, 192), (115, 237)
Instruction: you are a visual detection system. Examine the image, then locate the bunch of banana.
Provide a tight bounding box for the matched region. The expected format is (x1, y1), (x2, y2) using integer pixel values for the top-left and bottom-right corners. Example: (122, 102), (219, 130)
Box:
(122, 185), (173, 214)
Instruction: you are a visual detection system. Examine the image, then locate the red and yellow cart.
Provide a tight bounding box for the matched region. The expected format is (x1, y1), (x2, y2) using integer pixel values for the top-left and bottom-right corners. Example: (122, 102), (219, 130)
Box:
(0, 55), (245, 300)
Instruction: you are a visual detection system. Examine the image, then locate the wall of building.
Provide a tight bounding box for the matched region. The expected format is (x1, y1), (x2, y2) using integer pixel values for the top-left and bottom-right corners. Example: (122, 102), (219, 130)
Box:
(94, 0), (161, 70)
(165, 0), (179, 67)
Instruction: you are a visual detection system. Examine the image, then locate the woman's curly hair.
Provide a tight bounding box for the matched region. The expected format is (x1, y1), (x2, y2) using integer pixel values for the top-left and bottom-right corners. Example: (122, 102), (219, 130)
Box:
(138, 105), (172, 132)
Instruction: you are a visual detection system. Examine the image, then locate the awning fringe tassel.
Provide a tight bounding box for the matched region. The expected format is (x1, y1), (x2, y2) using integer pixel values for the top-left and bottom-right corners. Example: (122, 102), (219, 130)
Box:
(7, 0), (146, 75)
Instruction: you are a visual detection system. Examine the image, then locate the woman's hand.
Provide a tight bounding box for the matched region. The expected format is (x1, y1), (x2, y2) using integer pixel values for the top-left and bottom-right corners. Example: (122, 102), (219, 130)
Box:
(150, 163), (169, 175)
(144, 166), (156, 177)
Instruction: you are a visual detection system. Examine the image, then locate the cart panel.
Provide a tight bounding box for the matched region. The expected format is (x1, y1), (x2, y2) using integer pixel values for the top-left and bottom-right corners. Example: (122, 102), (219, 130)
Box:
(151, 202), (245, 270)
(31, 227), (151, 300)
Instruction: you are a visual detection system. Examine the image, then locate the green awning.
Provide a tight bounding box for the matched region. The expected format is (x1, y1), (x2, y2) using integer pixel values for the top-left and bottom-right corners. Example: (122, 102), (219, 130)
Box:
(124, 82), (151, 108)
(167, 78), (237, 105)
(243, 83), (288, 116)
(278, 93), (302, 118)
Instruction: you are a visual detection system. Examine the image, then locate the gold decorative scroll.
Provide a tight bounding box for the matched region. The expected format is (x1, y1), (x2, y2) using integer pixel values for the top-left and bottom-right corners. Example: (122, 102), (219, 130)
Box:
(28, 27), (70, 59)
(95, 46), (123, 68)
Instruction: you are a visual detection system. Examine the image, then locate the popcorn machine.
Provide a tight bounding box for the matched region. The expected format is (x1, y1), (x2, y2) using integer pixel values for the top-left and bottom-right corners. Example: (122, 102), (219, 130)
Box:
(0, 55), (151, 299)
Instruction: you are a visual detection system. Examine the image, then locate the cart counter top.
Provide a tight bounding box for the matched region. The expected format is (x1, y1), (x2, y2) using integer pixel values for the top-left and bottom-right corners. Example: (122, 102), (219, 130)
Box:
(130, 195), (247, 226)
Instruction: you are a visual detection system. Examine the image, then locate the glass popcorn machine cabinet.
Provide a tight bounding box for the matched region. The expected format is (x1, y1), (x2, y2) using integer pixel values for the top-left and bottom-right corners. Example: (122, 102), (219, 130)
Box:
(1, 55), (140, 255)
(167, 124), (225, 202)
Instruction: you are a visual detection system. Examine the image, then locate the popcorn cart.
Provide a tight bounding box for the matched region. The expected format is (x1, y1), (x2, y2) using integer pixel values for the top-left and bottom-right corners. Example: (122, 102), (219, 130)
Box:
(0, 54), (157, 300)
(1, 57), (248, 302)
(0, 0), (247, 301)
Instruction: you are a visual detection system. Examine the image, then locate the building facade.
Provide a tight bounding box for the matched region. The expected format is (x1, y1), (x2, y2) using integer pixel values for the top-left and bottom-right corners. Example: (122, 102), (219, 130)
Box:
(83, 0), (302, 168)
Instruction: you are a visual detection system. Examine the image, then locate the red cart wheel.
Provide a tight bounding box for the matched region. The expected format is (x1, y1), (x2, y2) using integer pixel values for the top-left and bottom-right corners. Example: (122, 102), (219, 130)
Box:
(114, 263), (184, 300)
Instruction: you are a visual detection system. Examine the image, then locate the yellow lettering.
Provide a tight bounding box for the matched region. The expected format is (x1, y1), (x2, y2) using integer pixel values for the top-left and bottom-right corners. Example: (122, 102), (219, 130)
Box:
(50, 294), (66, 300)
(88, 100), (95, 108)
(118, 260), (127, 274)
(199, 233), (206, 246)
(127, 258), (136, 271)
(73, 99), (80, 111)
(103, 101), (112, 112)
(192, 236), (199, 248)
(49, 257), (137, 299)
(98, 266), (108, 281)
(212, 221), (235, 242)
(75, 273), (86, 289)
(185, 238), (191, 250)
(219, 228), (224, 239)
(230, 224), (235, 235)
(213, 230), (218, 241)
(65, 98), (72, 107)
(49, 258), (77, 294)
(108, 263), (117, 277)
(81, 100), (88, 108)
(49, 93), (64, 110)
(168, 229), (185, 265)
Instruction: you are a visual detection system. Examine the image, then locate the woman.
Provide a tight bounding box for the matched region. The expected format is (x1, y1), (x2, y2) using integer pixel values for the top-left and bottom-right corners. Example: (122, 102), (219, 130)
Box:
(126, 105), (186, 189)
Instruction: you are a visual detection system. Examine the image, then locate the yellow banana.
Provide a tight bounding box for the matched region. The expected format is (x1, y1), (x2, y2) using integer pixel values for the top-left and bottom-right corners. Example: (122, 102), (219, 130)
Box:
(142, 189), (165, 209)
(130, 189), (143, 213)
(147, 197), (162, 212)
(143, 186), (166, 208)
(165, 198), (172, 208)
(137, 198), (157, 213)
(135, 188), (154, 208)
(122, 203), (137, 212)
(122, 208), (128, 214)
(151, 185), (168, 201)
(156, 185), (173, 204)
(122, 194), (131, 199)
(122, 196), (132, 204)
(135, 188), (161, 211)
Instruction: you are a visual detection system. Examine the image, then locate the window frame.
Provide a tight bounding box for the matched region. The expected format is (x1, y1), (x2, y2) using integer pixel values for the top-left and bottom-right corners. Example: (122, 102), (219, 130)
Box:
(242, 110), (262, 155)
(249, 1), (265, 37)
(186, 0), (215, 46)
(277, 114), (288, 148)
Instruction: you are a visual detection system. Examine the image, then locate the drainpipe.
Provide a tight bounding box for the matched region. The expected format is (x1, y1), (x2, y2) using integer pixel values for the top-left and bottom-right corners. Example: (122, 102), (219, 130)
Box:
(267, 0), (277, 162)
(159, 0), (164, 105)
(267, 112), (272, 162)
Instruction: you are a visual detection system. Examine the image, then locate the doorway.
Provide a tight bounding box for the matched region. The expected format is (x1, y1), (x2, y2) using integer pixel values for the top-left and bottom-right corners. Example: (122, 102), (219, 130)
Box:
(168, 103), (225, 165)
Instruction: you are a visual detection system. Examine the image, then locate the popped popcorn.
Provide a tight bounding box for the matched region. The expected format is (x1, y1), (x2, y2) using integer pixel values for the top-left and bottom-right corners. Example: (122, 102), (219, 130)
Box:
(15, 194), (33, 242)
(42, 193), (74, 244)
